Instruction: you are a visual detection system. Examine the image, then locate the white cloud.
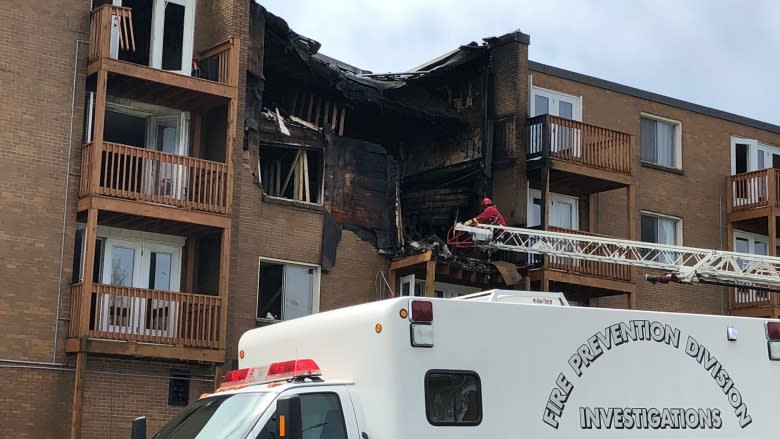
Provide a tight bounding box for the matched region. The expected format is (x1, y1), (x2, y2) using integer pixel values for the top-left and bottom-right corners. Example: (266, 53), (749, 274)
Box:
(259, 0), (780, 125)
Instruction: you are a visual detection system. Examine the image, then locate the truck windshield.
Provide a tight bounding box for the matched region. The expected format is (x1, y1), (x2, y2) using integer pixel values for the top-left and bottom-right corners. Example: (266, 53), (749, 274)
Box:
(153, 392), (272, 439)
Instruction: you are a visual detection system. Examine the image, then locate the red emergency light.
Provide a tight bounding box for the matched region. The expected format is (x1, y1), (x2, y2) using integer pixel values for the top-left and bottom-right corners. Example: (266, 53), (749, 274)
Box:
(410, 300), (433, 322)
(220, 359), (322, 390)
(767, 321), (780, 340)
(767, 321), (780, 361)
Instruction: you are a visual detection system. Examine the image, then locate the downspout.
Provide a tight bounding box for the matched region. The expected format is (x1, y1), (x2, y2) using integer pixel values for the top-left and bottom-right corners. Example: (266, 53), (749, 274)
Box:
(720, 195), (725, 315)
(52, 38), (89, 364)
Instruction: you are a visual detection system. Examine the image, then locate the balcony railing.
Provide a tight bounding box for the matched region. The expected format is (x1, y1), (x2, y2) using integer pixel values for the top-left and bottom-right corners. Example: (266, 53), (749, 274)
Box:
(69, 283), (222, 349)
(89, 5), (135, 63)
(80, 141), (228, 214)
(728, 168), (780, 212)
(88, 4), (238, 87)
(546, 226), (633, 282)
(528, 115), (632, 174)
(731, 287), (780, 310)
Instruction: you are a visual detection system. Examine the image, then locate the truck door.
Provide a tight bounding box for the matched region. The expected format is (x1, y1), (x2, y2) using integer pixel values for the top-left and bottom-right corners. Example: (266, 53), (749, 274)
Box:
(250, 386), (360, 439)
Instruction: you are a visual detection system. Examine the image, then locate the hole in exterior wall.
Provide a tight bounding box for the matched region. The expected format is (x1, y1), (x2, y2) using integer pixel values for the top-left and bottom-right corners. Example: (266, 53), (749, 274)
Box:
(168, 369), (190, 407)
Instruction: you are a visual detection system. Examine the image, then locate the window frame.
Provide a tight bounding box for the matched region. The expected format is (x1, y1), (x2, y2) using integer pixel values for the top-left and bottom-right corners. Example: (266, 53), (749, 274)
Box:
(640, 113), (683, 170)
(640, 211), (683, 246)
(256, 257), (321, 324)
(424, 369), (483, 427)
(529, 84), (583, 121)
(259, 143), (325, 206)
(527, 186), (580, 230)
(73, 224), (185, 289)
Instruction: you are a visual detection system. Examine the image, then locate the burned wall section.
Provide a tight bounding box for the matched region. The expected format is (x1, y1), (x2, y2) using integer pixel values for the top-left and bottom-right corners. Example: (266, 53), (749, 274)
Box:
(397, 62), (492, 241)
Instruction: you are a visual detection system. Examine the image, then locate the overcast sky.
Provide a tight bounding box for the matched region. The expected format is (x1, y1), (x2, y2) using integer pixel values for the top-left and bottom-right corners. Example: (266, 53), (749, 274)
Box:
(260, 0), (780, 126)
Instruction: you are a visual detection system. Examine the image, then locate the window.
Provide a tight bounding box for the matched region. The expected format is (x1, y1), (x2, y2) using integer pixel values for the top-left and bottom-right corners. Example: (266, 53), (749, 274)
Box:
(641, 212), (682, 264)
(731, 136), (780, 174)
(257, 260), (319, 322)
(257, 393), (347, 439)
(530, 86), (582, 120)
(641, 115), (681, 169)
(155, 393), (272, 439)
(527, 188), (579, 229)
(425, 370), (482, 426)
(259, 144), (323, 204)
(733, 230), (773, 305)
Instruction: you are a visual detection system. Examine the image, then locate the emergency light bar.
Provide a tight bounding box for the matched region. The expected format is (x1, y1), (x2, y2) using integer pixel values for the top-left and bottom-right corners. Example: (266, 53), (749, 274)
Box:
(219, 359), (322, 390)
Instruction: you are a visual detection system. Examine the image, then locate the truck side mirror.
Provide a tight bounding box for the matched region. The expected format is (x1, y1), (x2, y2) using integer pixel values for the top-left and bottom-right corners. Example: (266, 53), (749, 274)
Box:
(276, 395), (302, 439)
(130, 416), (147, 439)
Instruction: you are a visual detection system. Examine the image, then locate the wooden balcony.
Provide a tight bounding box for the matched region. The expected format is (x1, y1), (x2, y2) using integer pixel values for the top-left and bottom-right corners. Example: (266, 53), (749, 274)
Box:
(729, 287), (780, 318)
(728, 169), (780, 222)
(88, 5), (239, 98)
(527, 115), (633, 192)
(67, 283), (223, 362)
(79, 141), (229, 216)
(544, 227), (633, 283)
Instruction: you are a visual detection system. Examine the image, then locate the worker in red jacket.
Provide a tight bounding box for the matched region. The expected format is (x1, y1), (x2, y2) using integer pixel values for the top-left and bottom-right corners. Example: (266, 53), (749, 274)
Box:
(465, 197), (506, 226)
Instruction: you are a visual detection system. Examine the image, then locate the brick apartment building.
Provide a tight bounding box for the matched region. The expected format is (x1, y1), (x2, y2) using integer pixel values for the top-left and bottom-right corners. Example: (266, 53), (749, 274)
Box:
(2, 1), (780, 438)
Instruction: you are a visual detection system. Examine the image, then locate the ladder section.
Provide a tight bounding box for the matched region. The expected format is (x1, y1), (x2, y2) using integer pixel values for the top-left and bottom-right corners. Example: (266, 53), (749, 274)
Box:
(454, 224), (780, 292)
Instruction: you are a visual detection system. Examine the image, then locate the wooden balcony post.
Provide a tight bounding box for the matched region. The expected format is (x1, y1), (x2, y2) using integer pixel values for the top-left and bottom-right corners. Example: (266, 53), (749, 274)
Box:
(425, 259), (437, 297)
(98, 6), (112, 61)
(90, 69), (108, 193)
(78, 208), (98, 337)
(588, 194), (598, 233)
(726, 222), (735, 314)
(626, 184), (636, 240)
(769, 169), (777, 211)
(769, 215), (776, 257)
(69, 351), (87, 439)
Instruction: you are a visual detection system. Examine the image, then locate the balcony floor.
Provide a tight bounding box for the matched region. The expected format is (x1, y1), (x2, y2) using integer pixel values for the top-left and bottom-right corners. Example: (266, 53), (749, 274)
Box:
(66, 338), (224, 363)
(730, 306), (780, 319)
(88, 58), (235, 111)
(78, 196), (230, 230)
(527, 163), (632, 196)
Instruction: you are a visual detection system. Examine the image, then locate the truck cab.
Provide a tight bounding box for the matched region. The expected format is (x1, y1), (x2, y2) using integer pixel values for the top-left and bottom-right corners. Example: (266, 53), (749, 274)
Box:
(144, 359), (364, 439)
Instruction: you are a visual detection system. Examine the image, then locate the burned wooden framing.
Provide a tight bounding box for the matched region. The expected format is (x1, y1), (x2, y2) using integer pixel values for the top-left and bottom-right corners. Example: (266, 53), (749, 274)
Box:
(246, 3), (522, 287)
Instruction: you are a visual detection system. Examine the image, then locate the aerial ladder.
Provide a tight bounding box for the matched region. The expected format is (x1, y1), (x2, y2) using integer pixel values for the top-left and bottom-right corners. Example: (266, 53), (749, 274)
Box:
(450, 223), (780, 293)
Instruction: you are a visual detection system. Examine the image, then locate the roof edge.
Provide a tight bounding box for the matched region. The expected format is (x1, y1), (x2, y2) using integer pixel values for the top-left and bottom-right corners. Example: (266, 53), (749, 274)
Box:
(528, 61), (780, 135)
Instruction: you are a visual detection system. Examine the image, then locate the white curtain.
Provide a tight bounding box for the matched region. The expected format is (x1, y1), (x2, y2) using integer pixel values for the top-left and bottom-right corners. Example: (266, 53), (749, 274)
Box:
(657, 218), (676, 264)
(656, 122), (675, 167)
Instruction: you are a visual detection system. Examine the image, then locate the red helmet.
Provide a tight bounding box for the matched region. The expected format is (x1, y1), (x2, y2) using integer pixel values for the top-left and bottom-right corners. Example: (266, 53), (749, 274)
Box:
(481, 197), (493, 207)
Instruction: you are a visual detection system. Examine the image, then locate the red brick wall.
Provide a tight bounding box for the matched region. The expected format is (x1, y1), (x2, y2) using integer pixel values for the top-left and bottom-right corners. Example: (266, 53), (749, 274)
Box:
(0, 1), (88, 363)
(227, 165), (390, 365)
(0, 367), (74, 439)
(529, 69), (780, 314)
(81, 358), (212, 439)
(490, 37), (529, 225)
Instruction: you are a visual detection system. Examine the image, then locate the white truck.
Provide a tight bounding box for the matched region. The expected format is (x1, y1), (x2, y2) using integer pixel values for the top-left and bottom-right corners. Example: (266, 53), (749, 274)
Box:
(137, 290), (780, 438)
(133, 225), (780, 438)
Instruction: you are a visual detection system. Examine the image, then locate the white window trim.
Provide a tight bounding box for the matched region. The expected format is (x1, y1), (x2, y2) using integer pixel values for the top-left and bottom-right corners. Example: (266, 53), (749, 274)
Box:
(527, 186), (579, 230)
(640, 210), (683, 245)
(730, 135), (780, 175)
(74, 224), (185, 290)
(529, 84), (583, 121)
(640, 112), (683, 170)
(256, 257), (321, 321)
(733, 230), (770, 255)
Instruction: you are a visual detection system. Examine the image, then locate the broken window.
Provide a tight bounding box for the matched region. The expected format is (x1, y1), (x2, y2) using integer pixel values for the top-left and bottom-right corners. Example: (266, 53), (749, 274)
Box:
(259, 144), (323, 204)
(257, 260), (318, 322)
